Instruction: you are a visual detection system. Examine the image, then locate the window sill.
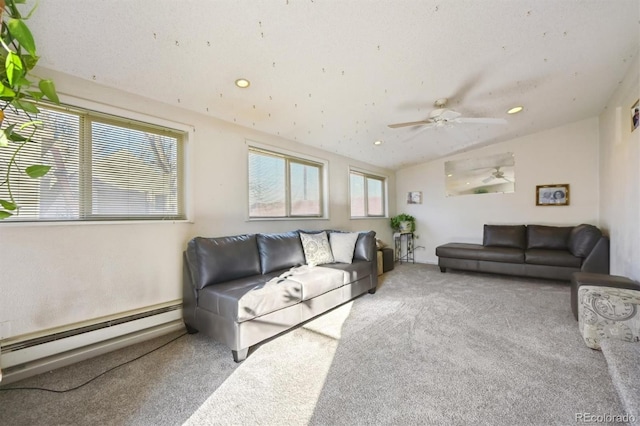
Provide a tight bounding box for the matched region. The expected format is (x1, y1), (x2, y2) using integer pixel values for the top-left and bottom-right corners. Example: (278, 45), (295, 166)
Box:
(0, 219), (193, 228)
(247, 217), (330, 222)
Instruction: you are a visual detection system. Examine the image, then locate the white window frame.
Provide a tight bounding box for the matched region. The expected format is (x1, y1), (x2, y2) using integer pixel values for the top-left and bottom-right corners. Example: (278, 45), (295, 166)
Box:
(0, 96), (190, 223)
(246, 142), (329, 220)
(349, 167), (388, 218)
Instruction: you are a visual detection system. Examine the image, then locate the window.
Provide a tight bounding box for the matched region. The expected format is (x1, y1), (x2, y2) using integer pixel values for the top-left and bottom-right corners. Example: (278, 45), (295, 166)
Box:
(0, 104), (185, 222)
(248, 147), (324, 218)
(350, 169), (386, 217)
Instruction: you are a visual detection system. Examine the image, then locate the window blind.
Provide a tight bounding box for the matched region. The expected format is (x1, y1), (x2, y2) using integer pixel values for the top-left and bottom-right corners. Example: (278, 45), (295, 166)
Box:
(0, 104), (185, 222)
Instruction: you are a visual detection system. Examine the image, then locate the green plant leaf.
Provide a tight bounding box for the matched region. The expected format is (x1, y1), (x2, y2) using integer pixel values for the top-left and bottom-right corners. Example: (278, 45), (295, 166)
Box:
(39, 79), (59, 104)
(7, 129), (28, 142)
(8, 18), (36, 58)
(6, 51), (24, 85)
(0, 84), (16, 97)
(21, 54), (38, 70)
(12, 98), (39, 113)
(0, 199), (17, 210)
(0, 210), (13, 219)
(17, 76), (32, 87)
(0, 131), (8, 147)
(25, 164), (50, 178)
(27, 90), (43, 100)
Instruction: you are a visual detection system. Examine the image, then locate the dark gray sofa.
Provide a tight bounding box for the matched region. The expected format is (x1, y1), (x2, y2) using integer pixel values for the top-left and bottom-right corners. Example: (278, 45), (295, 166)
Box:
(183, 230), (377, 362)
(436, 224), (609, 281)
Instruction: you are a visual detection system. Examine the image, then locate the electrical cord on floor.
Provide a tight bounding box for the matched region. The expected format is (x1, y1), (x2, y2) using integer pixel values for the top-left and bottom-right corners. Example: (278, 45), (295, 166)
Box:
(0, 331), (188, 393)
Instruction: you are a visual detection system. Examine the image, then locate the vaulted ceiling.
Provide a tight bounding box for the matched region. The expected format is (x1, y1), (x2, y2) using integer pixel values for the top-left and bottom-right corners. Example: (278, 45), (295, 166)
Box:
(30, 0), (639, 170)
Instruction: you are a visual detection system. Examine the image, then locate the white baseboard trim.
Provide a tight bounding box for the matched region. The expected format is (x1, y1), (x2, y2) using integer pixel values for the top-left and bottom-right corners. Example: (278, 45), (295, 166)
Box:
(0, 308), (184, 385)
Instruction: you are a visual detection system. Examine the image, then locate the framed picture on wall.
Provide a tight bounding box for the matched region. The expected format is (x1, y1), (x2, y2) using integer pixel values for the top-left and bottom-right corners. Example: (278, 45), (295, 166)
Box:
(407, 191), (422, 204)
(632, 99), (639, 132)
(536, 184), (570, 206)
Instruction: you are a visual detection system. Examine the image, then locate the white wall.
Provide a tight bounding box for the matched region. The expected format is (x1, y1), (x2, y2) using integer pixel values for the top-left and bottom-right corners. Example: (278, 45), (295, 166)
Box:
(396, 118), (600, 264)
(599, 53), (640, 280)
(0, 70), (394, 339)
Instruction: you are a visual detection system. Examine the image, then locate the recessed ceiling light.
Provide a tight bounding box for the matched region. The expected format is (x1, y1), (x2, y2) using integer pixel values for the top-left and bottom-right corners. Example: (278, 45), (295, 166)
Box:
(235, 78), (250, 88)
(447, 174), (453, 177)
(374, 140), (383, 145)
(507, 106), (523, 114)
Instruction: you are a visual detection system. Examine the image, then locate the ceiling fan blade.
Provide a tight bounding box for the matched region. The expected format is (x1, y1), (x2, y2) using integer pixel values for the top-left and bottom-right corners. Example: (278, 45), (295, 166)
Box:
(457, 117), (507, 125)
(388, 120), (431, 129)
(400, 123), (437, 142)
(482, 175), (495, 184)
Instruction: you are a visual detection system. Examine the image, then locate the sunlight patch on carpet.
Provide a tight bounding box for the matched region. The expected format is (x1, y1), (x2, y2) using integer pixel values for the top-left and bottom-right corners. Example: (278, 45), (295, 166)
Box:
(182, 302), (354, 425)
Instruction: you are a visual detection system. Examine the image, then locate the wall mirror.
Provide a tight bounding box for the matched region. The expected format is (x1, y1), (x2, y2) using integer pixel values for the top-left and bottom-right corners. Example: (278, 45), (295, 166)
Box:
(445, 152), (515, 196)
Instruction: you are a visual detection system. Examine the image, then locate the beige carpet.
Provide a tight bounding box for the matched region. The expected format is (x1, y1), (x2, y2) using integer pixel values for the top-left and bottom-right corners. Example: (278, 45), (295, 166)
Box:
(0, 264), (623, 425)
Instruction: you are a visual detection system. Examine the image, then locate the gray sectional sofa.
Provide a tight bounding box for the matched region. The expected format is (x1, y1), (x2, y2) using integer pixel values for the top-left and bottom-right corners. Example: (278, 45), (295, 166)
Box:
(183, 229), (377, 361)
(436, 224), (609, 281)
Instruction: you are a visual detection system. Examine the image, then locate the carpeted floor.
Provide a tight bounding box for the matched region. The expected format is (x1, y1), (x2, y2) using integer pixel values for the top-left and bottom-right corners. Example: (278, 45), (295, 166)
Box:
(0, 264), (625, 425)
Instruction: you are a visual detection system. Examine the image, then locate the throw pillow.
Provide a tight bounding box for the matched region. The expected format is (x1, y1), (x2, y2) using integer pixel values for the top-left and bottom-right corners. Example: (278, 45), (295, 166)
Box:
(330, 232), (359, 264)
(299, 231), (334, 266)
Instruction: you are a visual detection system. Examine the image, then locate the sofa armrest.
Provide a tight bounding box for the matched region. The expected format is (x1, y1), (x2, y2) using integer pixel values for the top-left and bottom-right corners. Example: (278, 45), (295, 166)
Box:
(182, 252), (199, 330)
(353, 231), (376, 262)
(353, 230), (378, 291)
(581, 236), (610, 274)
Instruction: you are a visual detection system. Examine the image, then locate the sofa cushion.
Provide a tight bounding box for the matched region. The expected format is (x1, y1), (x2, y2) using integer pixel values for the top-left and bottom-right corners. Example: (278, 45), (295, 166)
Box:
(282, 265), (347, 300)
(526, 225), (573, 250)
(436, 243), (524, 263)
(324, 260), (372, 283)
(188, 235), (261, 290)
(300, 231), (335, 266)
(483, 225), (526, 249)
(329, 232), (359, 263)
(257, 231), (306, 274)
(569, 224), (603, 258)
(198, 274), (302, 322)
(525, 249), (582, 268)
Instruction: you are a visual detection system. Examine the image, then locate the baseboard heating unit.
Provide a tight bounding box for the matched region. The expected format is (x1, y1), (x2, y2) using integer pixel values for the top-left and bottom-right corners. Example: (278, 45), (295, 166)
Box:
(0, 302), (184, 385)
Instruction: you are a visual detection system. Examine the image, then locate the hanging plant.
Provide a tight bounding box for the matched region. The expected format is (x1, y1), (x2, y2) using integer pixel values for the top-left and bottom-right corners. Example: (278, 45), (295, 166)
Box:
(0, 0), (60, 219)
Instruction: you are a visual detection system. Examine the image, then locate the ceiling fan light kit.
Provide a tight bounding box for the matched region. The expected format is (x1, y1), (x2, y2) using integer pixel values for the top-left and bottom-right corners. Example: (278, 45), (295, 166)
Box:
(434, 98), (449, 108)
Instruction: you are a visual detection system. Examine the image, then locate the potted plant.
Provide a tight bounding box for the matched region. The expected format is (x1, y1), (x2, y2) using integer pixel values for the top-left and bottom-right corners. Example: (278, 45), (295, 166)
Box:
(390, 213), (416, 233)
(0, 0), (60, 219)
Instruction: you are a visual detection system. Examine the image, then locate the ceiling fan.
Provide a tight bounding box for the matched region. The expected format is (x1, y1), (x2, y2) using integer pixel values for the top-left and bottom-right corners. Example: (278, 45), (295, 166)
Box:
(482, 167), (513, 183)
(388, 98), (507, 129)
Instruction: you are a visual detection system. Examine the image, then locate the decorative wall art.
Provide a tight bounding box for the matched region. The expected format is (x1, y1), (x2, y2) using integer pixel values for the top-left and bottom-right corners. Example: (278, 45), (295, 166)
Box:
(445, 152), (515, 197)
(632, 99), (639, 132)
(407, 191), (422, 204)
(536, 184), (570, 206)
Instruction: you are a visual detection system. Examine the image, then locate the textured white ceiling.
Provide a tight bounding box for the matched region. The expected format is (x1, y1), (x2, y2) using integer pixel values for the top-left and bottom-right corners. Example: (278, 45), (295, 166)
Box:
(29, 0), (639, 170)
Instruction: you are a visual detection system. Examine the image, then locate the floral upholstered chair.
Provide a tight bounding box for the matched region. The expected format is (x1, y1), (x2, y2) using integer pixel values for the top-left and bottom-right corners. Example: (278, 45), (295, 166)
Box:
(578, 285), (640, 350)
